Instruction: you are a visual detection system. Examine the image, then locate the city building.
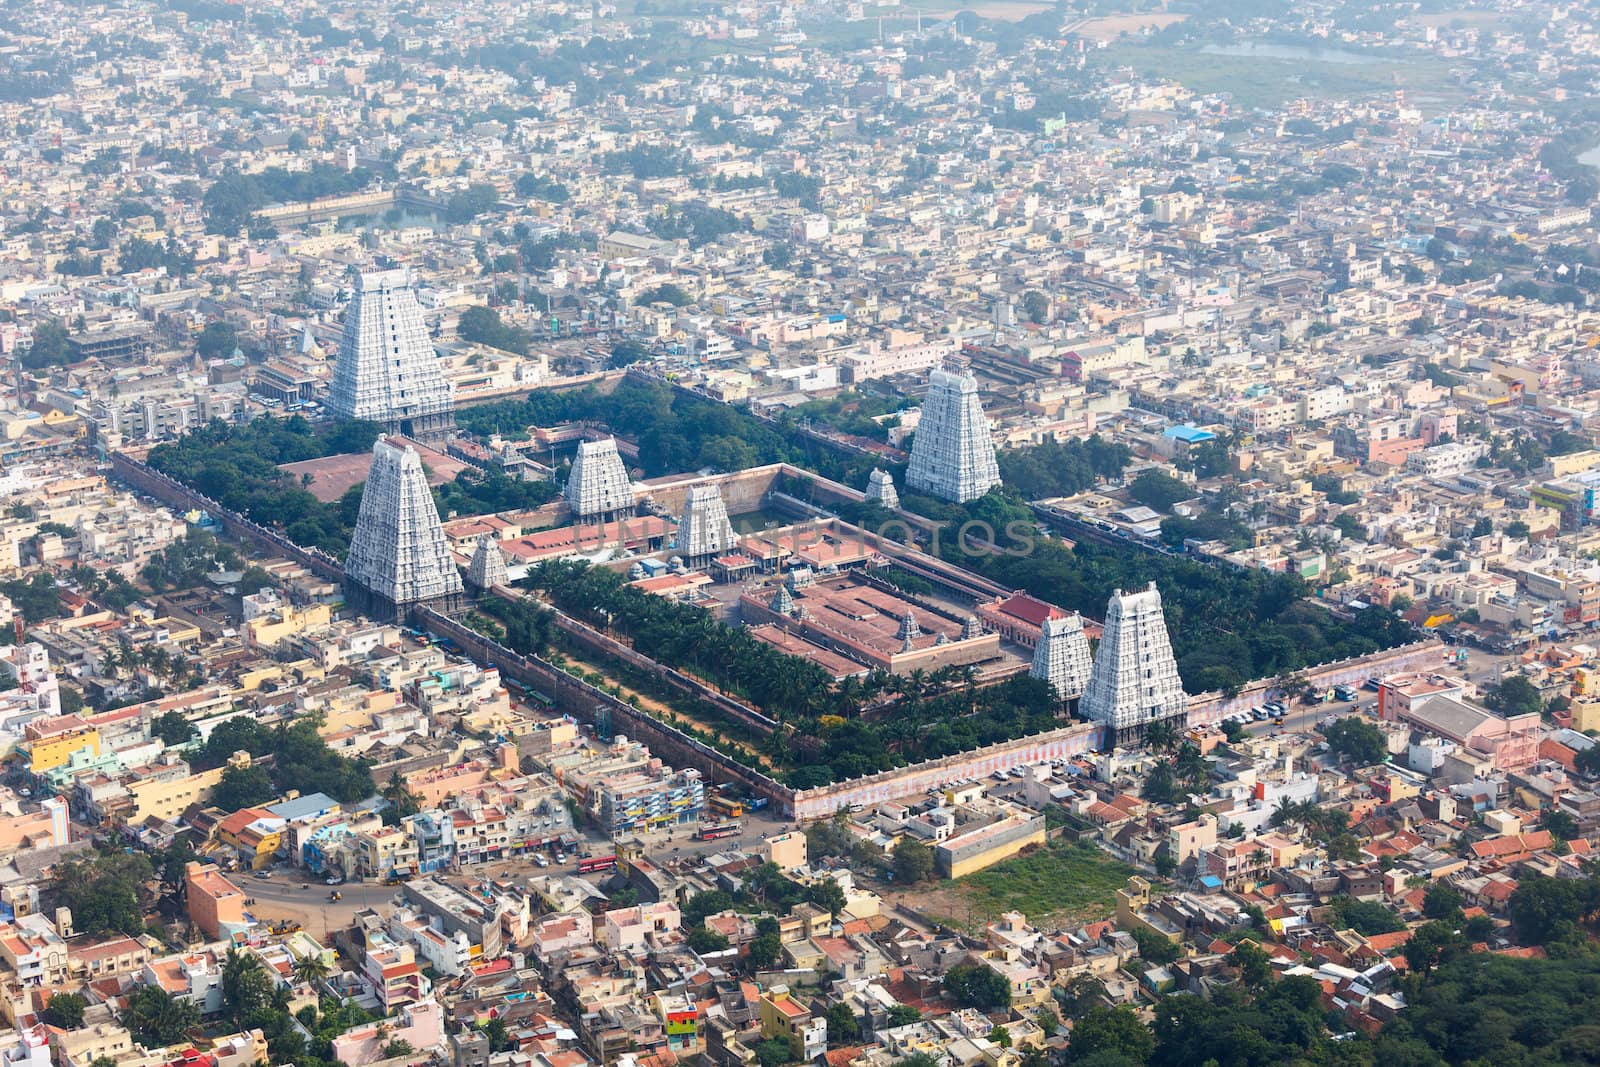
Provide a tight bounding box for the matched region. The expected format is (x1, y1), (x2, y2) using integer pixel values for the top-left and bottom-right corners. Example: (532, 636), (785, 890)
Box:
(904, 360), (1002, 503)
(1079, 583), (1187, 745)
(327, 269), (455, 443)
(344, 437), (465, 621)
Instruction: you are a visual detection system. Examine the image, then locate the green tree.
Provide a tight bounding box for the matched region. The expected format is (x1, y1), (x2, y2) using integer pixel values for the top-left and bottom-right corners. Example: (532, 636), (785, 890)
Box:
(482, 1018), (512, 1053)
(1020, 290), (1049, 324)
(150, 710), (198, 747)
(1322, 717), (1387, 764)
(1422, 882), (1464, 922)
(747, 933), (782, 971)
(197, 320), (239, 358)
(220, 946), (272, 1029)
(1404, 920), (1469, 976)
(1507, 872), (1600, 945)
(1128, 471), (1195, 512)
(1542, 809), (1580, 844)
(54, 851), (152, 938)
(886, 1005), (921, 1027)
(825, 1002), (858, 1045)
(212, 763), (277, 811)
(688, 925), (730, 954)
(807, 878), (848, 919)
(122, 985), (200, 1048)
(1485, 675), (1542, 718)
(1131, 927), (1181, 965)
(1067, 1005), (1153, 1065)
(42, 992), (86, 1029)
(754, 1038), (793, 1067)
(944, 963), (1012, 1010)
(1229, 940), (1272, 988)
(1331, 896), (1405, 936)
(892, 840), (934, 885)
(384, 1040), (414, 1058)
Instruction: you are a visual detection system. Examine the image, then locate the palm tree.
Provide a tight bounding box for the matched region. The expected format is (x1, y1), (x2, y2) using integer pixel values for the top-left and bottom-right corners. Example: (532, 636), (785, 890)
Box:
(293, 954), (331, 987)
(1145, 720), (1179, 754)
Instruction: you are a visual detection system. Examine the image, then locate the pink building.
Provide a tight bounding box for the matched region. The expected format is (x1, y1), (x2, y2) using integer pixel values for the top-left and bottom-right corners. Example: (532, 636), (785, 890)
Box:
(1379, 674), (1539, 771)
(598, 902), (680, 952)
(330, 1000), (442, 1067)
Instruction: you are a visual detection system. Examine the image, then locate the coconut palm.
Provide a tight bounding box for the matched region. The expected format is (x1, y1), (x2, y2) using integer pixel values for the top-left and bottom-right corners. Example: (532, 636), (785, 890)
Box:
(1144, 720), (1180, 754)
(293, 954), (331, 987)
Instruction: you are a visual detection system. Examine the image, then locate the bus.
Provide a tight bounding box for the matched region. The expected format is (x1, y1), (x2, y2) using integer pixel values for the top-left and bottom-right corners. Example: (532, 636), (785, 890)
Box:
(708, 795), (746, 818)
(577, 854), (617, 875)
(697, 823), (740, 841)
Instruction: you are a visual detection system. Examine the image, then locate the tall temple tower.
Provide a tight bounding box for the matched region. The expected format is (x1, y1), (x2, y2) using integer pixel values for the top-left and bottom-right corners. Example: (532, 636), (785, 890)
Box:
(465, 533), (509, 594)
(676, 484), (738, 564)
(344, 437), (464, 621)
(1030, 612), (1094, 703)
(1079, 583), (1187, 746)
(328, 269), (455, 443)
(904, 357), (1001, 503)
(565, 437), (634, 521)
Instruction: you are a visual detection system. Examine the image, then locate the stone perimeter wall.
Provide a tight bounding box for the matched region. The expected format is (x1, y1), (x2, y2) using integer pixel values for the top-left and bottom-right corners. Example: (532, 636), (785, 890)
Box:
(113, 449), (1444, 822)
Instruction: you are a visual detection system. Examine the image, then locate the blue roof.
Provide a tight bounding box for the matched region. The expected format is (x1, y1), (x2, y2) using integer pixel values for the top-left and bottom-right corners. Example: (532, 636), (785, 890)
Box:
(1162, 425), (1216, 444)
(267, 793), (340, 821)
(1198, 875), (1224, 890)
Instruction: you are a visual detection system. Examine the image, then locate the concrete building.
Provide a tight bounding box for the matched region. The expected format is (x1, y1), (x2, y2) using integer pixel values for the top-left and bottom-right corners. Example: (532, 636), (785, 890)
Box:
(464, 533), (508, 593)
(184, 862), (247, 940)
(344, 438), (465, 621)
(675, 484), (738, 563)
(565, 437), (634, 520)
(904, 361), (1001, 503)
(1080, 583), (1187, 744)
(1030, 612), (1093, 702)
(328, 269), (455, 443)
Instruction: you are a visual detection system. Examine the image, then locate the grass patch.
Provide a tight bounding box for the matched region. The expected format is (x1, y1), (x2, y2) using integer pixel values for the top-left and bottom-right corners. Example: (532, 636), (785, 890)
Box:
(942, 840), (1136, 931)
(1092, 43), (1466, 111)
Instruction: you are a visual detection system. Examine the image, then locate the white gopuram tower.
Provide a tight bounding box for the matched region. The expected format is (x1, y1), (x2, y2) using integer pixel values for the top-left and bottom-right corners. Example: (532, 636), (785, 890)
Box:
(904, 357), (1001, 503)
(676, 484), (738, 564)
(865, 468), (900, 510)
(1030, 612), (1094, 703)
(1079, 583), (1187, 746)
(344, 437), (464, 621)
(466, 533), (510, 594)
(328, 269), (455, 443)
(565, 437), (634, 521)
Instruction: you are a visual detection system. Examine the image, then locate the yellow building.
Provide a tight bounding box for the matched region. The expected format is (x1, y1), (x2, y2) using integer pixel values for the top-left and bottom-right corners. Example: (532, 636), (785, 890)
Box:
(244, 604), (332, 649)
(127, 765), (229, 823)
(218, 808), (286, 870)
(20, 717), (100, 774)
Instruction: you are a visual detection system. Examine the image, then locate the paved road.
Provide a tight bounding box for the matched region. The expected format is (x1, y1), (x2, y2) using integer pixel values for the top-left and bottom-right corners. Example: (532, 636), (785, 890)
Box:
(242, 872), (399, 938)
(1241, 646), (1519, 738)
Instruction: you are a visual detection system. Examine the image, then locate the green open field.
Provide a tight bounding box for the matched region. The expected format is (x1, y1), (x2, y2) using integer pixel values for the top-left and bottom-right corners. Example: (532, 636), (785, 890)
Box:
(911, 839), (1137, 933)
(1093, 43), (1468, 112)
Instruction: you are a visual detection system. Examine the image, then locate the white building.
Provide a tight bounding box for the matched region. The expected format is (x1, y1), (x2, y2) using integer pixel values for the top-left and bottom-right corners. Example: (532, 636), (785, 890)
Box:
(564, 437), (634, 520)
(1030, 613), (1093, 701)
(675, 484), (738, 562)
(1079, 583), (1187, 743)
(327, 270), (455, 443)
(1406, 440), (1486, 480)
(343, 438), (465, 621)
(904, 361), (1002, 503)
